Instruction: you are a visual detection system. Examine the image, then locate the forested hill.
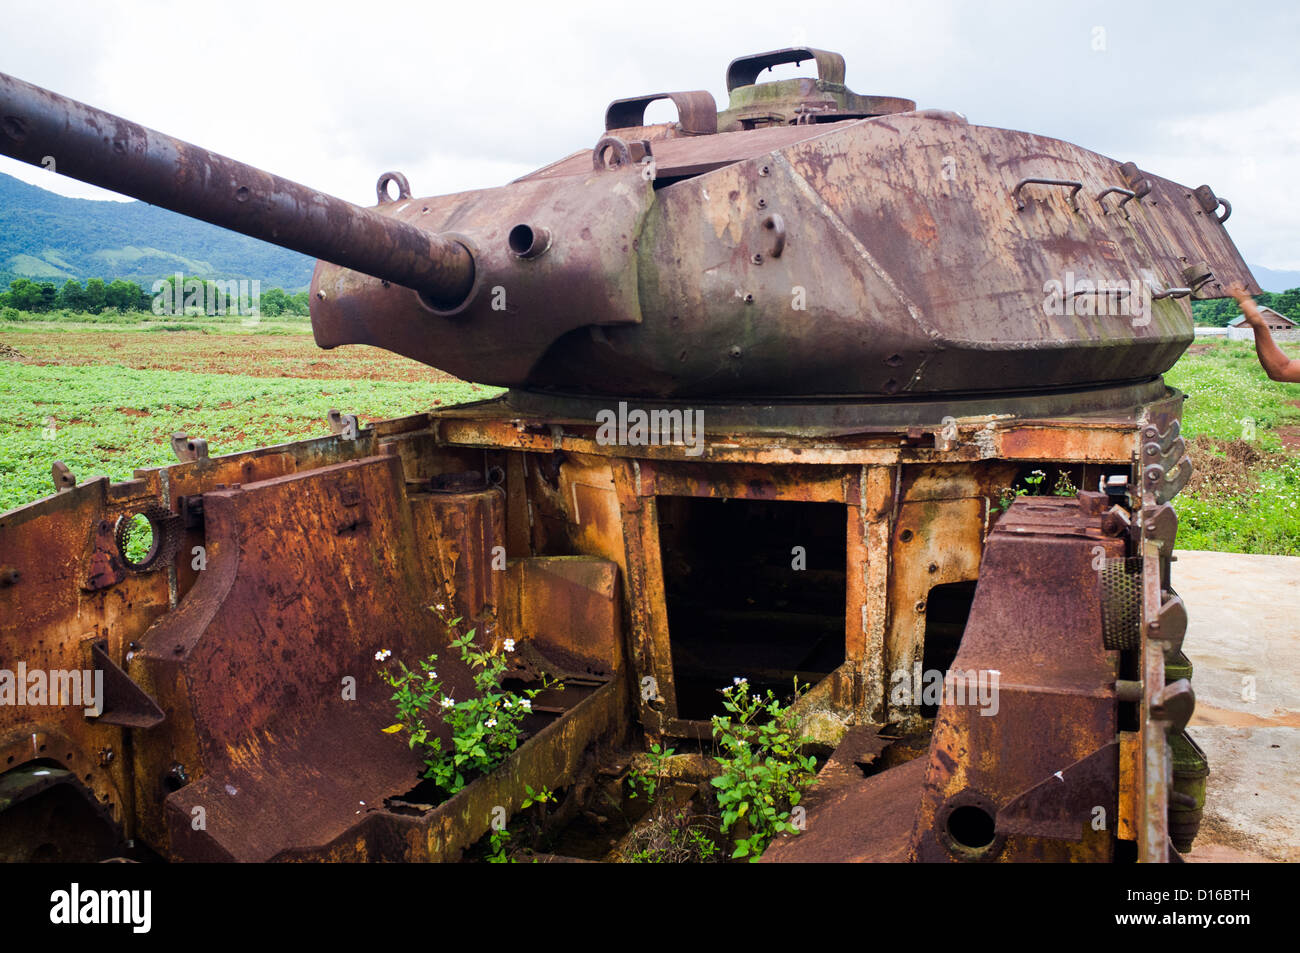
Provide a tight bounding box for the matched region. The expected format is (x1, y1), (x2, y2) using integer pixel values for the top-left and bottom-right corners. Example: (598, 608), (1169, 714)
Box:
(0, 172), (314, 291)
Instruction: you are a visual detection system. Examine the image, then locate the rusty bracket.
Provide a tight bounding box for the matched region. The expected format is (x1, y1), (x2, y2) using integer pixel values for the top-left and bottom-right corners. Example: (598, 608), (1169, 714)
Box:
(1150, 679), (1195, 735)
(88, 640), (165, 727)
(592, 135), (652, 172)
(1141, 419), (1180, 454)
(995, 742), (1120, 841)
(171, 433), (209, 463)
(1192, 184), (1231, 223)
(1140, 501), (1178, 559)
(52, 460), (75, 491)
(604, 91), (718, 135)
(1118, 161), (1154, 200)
(725, 47), (846, 90)
(327, 409), (360, 441)
(1181, 261), (1215, 294)
(1143, 458), (1192, 504)
(1142, 435), (1186, 474)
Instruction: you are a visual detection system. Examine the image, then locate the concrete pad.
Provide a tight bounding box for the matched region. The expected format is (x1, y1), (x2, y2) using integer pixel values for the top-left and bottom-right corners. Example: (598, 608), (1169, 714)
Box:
(1173, 549), (1300, 862)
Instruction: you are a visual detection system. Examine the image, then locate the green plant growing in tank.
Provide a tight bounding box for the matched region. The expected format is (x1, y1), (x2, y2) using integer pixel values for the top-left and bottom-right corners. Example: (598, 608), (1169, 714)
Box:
(996, 468), (1053, 512)
(376, 607), (558, 796)
(625, 742), (675, 800)
(710, 678), (818, 862)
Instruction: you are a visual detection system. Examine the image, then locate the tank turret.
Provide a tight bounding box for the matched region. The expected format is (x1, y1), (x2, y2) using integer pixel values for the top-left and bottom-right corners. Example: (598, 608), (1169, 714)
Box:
(1, 50), (1257, 401)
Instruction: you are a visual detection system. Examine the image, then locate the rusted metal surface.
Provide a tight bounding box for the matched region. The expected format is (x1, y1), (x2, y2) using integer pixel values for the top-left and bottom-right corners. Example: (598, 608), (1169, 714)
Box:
(605, 91), (718, 137)
(906, 495), (1125, 862)
(1, 53), (1256, 397)
(0, 46), (1228, 862)
(720, 47), (916, 132)
(2, 386), (1190, 861)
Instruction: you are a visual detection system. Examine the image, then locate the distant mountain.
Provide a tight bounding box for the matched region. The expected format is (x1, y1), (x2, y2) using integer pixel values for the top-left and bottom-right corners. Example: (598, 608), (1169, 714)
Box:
(0, 173), (314, 291)
(1250, 264), (1300, 293)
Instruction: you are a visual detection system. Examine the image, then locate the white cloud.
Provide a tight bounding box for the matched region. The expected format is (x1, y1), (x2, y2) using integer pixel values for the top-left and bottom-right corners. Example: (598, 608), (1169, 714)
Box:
(1, 0), (1295, 267)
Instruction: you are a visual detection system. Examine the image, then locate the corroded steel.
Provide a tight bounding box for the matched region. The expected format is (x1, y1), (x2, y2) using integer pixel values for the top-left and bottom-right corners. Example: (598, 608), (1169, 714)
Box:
(0, 47), (1230, 863)
(0, 55), (1257, 399)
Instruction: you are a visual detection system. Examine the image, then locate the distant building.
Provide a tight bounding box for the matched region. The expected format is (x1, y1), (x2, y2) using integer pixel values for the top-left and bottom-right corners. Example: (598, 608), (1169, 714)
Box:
(1227, 306), (1299, 341)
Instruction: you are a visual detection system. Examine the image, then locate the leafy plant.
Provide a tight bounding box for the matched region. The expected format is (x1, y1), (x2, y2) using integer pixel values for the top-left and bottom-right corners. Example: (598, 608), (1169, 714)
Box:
(625, 742), (675, 800)
(1053, 470), (1077, 497)
(377, 609), (557, 797)
(710, 678), (818, 862)
(996, 468), (1051, 513)
(487, 828), (512, 863)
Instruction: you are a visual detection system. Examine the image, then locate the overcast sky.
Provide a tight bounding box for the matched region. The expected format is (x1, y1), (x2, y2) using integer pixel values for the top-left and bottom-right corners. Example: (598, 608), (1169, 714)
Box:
(2, 0), (1297, 267)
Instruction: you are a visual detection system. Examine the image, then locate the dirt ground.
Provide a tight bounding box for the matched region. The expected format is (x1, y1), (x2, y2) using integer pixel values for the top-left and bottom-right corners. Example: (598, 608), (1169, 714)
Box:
(6, 331), (456, 382)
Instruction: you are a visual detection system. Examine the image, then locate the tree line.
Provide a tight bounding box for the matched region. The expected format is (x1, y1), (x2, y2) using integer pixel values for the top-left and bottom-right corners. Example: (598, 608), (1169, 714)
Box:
(1193, 288), (1300, 327)
(0, 277), (310, 317)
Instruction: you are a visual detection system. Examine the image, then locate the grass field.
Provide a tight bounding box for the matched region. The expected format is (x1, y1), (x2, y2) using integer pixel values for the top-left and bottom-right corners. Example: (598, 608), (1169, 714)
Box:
(0, 317), (498, 512)
(1163, 339), (1300, 554)
(3, 316), (1299, 554)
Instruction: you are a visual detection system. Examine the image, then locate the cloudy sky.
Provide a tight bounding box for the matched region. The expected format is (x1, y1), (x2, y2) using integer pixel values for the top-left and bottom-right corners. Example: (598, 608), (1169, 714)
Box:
(2, 0), (1297, 268)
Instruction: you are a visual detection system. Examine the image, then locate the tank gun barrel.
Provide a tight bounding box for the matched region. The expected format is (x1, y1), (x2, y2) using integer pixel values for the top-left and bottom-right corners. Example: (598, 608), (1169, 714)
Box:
(0, 71), (474, 305)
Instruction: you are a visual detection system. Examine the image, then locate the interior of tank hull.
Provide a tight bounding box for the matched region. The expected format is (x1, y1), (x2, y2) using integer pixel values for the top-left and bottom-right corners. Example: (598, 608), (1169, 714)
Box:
(0, 381), (1198, 862)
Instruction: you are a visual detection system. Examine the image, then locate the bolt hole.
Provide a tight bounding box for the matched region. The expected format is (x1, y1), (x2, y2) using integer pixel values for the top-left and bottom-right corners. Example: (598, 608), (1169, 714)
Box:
(947, 805), (996, 849)
(900, 529), (914, 542)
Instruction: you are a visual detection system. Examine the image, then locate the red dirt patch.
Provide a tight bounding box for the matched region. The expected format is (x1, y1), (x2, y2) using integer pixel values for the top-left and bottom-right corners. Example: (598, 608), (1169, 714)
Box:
(1277, 426), (1300, 451)
(1185, 435), (1288, 498)
(117, 407), (151, 417)
(9, 331), (460, 383)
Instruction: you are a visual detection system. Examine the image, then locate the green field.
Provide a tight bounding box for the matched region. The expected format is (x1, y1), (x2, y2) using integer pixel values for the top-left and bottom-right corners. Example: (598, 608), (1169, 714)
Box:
(0, 316), (497, 513)
(1164, 339), (1300, 554)
(3, 316), (1300, 554)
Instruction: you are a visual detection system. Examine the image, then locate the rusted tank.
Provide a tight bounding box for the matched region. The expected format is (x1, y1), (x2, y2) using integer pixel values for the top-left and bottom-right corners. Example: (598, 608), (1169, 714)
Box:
(0, 48), (1240, 863)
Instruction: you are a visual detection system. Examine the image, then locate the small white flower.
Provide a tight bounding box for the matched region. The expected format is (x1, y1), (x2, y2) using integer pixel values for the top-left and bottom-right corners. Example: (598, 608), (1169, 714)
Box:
(486, 718), (497, 728)
(441, 697), (455, 708)
(427, 671), (437, 679)
(503, 698), (513, 708)
(519, 699), (531, 712)
(435, 604), (447, 611)
(733, 676), (747, 686)
(503, 639), (516, 653)
(375, 649), (392, 662)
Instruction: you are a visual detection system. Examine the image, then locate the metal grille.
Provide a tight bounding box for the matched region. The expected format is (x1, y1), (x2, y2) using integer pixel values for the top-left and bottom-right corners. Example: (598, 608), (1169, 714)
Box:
(1100, 556), (1143, 650)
